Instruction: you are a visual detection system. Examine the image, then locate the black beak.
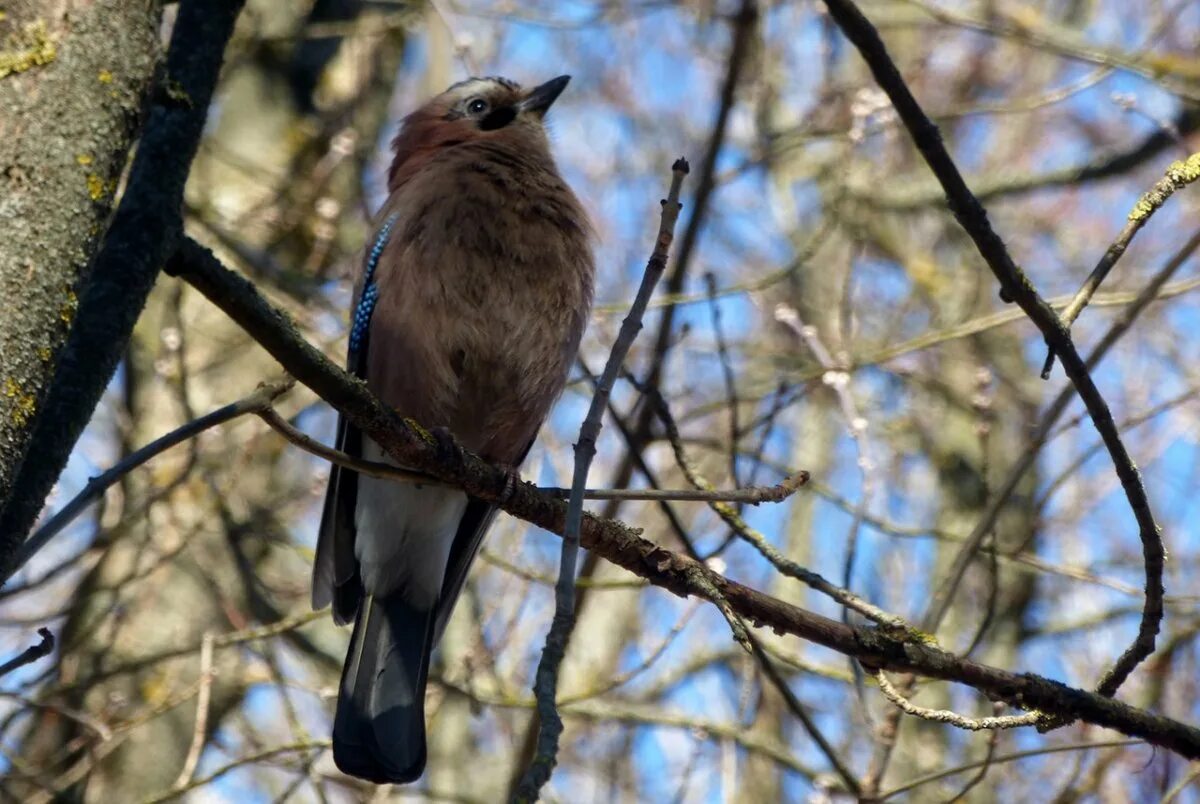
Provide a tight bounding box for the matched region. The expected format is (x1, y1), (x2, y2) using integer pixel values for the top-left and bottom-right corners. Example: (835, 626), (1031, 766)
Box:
(520, 75), (570, 116)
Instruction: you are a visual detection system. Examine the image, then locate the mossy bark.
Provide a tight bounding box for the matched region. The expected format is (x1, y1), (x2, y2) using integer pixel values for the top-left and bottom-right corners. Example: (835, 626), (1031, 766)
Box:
(0, 0), (161, 515)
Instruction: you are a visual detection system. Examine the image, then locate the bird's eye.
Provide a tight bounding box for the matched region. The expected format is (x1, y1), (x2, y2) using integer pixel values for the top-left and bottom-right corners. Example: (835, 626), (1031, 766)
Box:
(467, 98), (489, 115)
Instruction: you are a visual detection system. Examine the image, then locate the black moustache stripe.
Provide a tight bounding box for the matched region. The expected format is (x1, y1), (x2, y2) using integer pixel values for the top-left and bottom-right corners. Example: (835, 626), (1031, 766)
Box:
(478, 106), (517, 131)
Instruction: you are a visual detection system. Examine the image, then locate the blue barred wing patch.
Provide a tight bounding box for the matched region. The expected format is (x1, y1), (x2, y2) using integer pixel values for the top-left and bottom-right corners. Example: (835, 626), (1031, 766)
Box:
(349, 213), (400, 354)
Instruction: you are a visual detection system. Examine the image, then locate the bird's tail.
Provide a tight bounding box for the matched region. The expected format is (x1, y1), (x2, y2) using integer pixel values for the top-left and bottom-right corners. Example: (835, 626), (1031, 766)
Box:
(333, 593), (435, 784)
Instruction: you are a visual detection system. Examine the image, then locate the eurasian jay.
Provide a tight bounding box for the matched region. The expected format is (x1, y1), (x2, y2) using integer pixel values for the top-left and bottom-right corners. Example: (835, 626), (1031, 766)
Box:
(313, 75), (594, 784)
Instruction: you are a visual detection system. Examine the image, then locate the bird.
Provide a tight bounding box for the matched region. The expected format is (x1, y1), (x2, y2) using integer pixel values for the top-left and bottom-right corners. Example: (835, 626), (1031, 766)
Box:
(313, 75), (594, 784)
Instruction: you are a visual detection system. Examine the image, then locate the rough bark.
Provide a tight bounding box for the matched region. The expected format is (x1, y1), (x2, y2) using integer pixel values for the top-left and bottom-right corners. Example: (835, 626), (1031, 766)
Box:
(0, 0), (245, 583)
(0, 0), (160, 519)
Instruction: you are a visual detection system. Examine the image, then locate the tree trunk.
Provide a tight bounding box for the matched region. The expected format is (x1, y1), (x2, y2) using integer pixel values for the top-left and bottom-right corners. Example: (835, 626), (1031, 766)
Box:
(0, 0), (159, 516)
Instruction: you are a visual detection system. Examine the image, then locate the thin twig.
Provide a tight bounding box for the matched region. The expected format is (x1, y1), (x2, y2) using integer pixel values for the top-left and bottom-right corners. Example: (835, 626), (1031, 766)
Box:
(28, 651), (226, 804)
(172, 632), (216, 790)
(846, 275), (1200, 376)
(265, 400), (806, 500)
(774, 304), (877, 616)
(558, 603), (700, 705)
(256, 406), (432, 483)
(704, 272), (742, 488)
(821, 1), (1174, 789)
(878, 739), (1143, 801)
(479, 550), (647, 591)
(15, 379), (294, 570)
(543, 479), (809, 504)
(705, 381), (793, 560)
(50, 612), (326, 696)
(167, 234), (1200, 761)
(1162, 761), (1200, 803)
(444, 683), (827, 782)
(143, 741), (331, 804)
(0, 628), (54, 678)
(894, 0), (1200, 101)
(963, 368), (999, 659)
(641, 378), (913, 635)
(1037, 386), (1200, 512)
(750, 634), (862, 795)
(639, 0), (758, 393)
(260, 401), (809, 503)
(1042, 151), (1200, 376)
(875, 671), (1041, 731)
(0, 692), (111, 741)
(513, 158), (690, 802)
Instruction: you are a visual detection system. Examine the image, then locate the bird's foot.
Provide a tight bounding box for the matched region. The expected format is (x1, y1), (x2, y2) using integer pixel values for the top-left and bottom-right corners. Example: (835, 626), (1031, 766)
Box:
(427, 426), (520, 503)
(495, 462), (521, 505)
(429, 425), (464, 468)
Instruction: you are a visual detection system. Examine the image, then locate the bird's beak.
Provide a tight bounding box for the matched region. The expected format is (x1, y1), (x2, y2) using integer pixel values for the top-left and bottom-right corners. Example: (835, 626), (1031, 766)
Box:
(519, 75), (571, 117)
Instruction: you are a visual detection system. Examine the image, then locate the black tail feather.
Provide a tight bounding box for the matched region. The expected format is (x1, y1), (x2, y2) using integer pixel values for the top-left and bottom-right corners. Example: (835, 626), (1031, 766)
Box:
(333, 594), (436, 784)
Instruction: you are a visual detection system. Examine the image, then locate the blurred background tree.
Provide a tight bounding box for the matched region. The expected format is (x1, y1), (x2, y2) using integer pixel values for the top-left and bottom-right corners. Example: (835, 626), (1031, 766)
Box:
(2, 0), (1200, 801)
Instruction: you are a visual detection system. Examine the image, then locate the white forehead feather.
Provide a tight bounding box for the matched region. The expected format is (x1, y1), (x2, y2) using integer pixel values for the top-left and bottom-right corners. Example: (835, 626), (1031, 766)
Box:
(441, 76), (521, 104)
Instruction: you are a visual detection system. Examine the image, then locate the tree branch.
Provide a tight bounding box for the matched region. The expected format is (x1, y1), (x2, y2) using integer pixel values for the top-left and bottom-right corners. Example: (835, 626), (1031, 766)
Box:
(821, 0), (1164, 703)
(163, 235), (1200, 761)
(515, 158), (690, 801)
(1042, 151), (1200, 376)
(0, 0), (246, 581)
(0, 628), (54, 679)
(17, 380), (293, 570)
(874, 671), (1040, 731)
(258, 404), (809, 503)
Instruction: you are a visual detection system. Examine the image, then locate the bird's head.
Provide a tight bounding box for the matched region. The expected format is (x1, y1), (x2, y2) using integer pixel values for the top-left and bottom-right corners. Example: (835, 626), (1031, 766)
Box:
(388, 75), (571, 191)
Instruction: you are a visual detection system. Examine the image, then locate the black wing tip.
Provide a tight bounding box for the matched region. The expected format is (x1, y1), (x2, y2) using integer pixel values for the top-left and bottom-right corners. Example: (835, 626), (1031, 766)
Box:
(312, 576), (362, 625)
(333, 576), (364, 625)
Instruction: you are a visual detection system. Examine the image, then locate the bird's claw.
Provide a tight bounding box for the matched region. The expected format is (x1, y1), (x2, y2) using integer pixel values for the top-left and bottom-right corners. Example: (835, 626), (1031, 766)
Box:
(429, 425), (463, 467)
(427, 427), (519, 503)
(496, 463), (520, 505)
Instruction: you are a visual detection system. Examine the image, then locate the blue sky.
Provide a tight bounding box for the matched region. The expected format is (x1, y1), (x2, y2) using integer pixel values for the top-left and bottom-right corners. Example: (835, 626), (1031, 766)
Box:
(6, 0), (1200, 800)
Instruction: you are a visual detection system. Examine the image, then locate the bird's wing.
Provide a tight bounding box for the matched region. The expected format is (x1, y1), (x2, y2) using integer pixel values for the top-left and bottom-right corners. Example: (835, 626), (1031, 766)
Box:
(431, 437), (534, 642)
(432, 499), (498, 641)
(313, 317), (371, 624)
(314, 215), (400, 624)
(313, 410), (360, 621)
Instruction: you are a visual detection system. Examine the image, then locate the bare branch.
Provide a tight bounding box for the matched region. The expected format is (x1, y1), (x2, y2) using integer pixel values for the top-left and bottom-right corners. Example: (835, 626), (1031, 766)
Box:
(259, 403), (810, 503)
(1042, 151), (1200, 376)
(16, 380), (294, 571)
(878, 739), (1144, 801)
(946, 703), (1006, 802)
(171, 632), (216, 791)
(775, 304), (878, 620)
(821, 0), (1165, 706)
(163, 224), (1200, 762)
(515, 157), (690, 801)
(143, 741), (331, 804)
(875, 671), (1041, 731)
(0, 628), (54, 679)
